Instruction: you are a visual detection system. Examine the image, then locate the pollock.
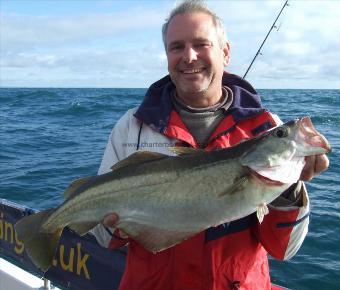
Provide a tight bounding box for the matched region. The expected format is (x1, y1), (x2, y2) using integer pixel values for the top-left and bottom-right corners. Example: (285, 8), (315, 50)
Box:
(15, 117), (330, 272)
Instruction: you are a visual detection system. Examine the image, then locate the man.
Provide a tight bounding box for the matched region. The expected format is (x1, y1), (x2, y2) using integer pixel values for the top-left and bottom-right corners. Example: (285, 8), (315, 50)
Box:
(91, 1), (329, 289)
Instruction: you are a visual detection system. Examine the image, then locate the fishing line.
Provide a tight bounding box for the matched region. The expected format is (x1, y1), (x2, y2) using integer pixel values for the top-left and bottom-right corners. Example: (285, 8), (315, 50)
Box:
(243, 0), (289, 79)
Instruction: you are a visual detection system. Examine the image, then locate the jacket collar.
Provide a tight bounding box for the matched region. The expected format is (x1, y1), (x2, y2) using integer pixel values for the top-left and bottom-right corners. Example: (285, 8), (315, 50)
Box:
(134, 72), (264, 133)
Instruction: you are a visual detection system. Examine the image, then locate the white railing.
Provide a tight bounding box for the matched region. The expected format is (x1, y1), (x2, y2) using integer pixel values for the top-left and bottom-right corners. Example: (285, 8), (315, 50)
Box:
(0, 258), (60, 290)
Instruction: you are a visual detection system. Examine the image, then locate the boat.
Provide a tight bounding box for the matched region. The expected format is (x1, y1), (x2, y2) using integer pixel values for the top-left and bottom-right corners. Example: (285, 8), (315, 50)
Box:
(0, 198), (126, 290)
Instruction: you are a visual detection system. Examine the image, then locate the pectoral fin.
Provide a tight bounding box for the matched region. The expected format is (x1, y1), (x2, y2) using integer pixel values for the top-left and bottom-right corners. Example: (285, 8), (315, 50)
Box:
(218, 174), (248, 197)
(256, 203), (269, 224)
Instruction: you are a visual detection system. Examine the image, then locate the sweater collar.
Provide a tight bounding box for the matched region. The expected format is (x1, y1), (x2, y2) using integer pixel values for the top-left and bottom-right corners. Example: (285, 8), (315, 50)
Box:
(134, 72), (264, 133)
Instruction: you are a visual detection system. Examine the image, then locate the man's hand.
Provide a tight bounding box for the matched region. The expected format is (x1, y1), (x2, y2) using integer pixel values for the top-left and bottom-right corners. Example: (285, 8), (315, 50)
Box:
(103, 213), (129, 239)
(300, 154), (329, 181)
(103, 213), (119, 227)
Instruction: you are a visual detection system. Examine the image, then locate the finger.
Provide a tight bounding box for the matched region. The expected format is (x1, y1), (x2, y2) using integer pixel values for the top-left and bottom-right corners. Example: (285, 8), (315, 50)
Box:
(102, 213), (119, 227)
(314, 154), (329, 175)
(300, 155), (316, 181)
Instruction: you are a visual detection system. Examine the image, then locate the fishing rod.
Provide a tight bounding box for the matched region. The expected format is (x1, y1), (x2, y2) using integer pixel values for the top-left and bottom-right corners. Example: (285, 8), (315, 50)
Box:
(243, 0), (289, 79)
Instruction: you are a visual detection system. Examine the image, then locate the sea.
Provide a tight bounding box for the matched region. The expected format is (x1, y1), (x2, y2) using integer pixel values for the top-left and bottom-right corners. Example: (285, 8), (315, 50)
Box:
(0, 87), (339, 289)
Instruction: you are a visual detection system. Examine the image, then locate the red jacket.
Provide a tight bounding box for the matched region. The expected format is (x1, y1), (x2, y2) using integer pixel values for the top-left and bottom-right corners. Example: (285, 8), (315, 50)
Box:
(106, 73), (309, 290)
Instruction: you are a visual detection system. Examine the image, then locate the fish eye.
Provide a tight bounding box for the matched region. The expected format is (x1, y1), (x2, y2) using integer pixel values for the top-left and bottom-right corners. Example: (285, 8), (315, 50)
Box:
(274, 126), (289, 138)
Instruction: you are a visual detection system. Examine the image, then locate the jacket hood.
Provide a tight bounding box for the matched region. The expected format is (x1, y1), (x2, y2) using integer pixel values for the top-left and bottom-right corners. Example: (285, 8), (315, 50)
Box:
(134, 72), (264, 133)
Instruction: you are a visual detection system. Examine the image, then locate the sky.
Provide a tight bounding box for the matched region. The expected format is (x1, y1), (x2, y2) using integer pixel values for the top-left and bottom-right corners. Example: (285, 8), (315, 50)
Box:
(1, 0), (340, 89)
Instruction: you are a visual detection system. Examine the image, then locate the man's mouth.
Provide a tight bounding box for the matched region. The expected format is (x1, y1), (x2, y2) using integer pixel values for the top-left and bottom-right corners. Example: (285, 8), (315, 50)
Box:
(180, 68), (204, 74)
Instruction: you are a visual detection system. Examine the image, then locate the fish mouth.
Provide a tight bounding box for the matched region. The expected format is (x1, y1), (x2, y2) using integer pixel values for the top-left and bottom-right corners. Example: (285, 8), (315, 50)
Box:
(296, 117), (331, 154)
(248, 167), (285, 186)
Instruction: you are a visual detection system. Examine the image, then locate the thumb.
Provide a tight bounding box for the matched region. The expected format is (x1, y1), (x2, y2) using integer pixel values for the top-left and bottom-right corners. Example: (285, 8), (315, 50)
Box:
(103, 213), (119, 227)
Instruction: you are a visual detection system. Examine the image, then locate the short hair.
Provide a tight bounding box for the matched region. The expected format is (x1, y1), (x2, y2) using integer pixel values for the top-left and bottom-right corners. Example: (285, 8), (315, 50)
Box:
(162, 0), (228, 50)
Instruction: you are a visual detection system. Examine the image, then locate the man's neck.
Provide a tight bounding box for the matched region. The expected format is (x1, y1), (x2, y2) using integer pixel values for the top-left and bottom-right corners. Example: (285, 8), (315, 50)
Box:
(175, 88), (223, 108)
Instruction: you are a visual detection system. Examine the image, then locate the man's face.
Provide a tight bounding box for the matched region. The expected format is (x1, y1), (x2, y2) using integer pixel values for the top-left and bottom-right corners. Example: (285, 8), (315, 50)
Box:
(165, 12), (230, 101)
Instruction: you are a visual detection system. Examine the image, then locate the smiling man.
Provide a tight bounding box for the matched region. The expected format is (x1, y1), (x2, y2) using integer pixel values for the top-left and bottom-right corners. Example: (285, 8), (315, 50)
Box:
(91, 1), (329, 289)
(165, 11), (230, 107)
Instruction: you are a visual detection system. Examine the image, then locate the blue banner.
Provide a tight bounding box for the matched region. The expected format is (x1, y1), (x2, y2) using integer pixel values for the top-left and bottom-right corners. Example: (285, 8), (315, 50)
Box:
(0, 199), (126, 290)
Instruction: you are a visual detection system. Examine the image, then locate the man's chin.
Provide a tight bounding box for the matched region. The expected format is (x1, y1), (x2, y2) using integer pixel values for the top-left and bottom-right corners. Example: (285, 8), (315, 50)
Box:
(177, 86), (207, 96)
(175, 77), (206, 90)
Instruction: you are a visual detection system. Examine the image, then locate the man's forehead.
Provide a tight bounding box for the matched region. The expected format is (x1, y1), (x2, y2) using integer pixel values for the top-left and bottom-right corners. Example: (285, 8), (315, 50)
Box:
(167, 12), (214, 29)
(166, 12), (216, 42)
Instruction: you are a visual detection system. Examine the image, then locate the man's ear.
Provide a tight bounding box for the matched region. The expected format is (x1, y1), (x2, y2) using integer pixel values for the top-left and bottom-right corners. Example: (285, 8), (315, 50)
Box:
(223, 42), (231, 66)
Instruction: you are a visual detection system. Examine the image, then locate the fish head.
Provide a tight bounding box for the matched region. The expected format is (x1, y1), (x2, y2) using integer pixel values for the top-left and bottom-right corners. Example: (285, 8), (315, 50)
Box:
(293, 116), (331, 157)
(240, 117), (331, 183)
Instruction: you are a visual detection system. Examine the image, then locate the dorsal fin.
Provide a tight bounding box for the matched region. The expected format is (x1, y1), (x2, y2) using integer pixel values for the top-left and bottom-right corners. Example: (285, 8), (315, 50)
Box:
(169, 146), (203, 156)
(111, 151), (168, 171)
(63, 176), (93, 199)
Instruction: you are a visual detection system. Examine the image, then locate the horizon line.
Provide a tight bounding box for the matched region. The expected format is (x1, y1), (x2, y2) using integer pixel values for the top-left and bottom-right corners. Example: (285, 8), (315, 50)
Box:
(0, 86), (339, 90)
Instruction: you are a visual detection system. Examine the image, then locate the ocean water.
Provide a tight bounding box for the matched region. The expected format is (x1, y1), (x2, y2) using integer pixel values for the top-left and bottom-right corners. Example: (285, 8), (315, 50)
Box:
(0, 87), (339, 289)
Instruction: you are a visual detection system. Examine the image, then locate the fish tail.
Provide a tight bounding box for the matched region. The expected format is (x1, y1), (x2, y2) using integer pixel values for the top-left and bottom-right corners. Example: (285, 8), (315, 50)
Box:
(15, 209), (62, 272)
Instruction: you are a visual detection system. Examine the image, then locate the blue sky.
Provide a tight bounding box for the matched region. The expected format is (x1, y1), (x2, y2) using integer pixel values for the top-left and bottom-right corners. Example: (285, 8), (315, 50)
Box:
(1, 0), (340, 89)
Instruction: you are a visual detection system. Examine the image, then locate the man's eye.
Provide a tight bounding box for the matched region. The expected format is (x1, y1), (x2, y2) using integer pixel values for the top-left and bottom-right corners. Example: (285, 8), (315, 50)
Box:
(169, 45), (183, 52)
(195, 43), (210, 48)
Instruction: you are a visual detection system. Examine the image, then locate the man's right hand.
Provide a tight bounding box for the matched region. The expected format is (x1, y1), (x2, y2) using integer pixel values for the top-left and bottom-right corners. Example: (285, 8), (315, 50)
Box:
(103, 213), (119, 227)
(103, 213), (129, 239)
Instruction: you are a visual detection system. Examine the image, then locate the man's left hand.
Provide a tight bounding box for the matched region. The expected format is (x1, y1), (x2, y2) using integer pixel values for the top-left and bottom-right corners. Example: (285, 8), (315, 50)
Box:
(300, 154), (330, 181)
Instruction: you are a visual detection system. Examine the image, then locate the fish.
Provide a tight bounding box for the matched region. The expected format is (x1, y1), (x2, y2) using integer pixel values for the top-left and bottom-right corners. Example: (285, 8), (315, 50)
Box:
(15, 116), (330, 272)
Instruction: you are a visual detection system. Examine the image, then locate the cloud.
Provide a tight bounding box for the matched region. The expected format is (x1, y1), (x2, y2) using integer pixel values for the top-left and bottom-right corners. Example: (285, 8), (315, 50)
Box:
(219, 0), (340, 88)
(1, 0), (340, 88)
(2, 52), (58, 68)
(1, 46), (168, 88)
(0, 3), (169, 87)
(1, 8), (165, 50)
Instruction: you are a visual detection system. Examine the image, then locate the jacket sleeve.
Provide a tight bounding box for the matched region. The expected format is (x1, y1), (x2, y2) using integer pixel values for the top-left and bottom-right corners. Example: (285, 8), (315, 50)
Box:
(97, 108), (138, 175)
(253, 181), (310, 260)
(90, 108), (138, 249)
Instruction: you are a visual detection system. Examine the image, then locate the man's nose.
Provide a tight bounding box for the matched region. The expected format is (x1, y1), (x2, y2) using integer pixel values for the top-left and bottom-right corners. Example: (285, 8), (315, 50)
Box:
(183, 47), (198, 63)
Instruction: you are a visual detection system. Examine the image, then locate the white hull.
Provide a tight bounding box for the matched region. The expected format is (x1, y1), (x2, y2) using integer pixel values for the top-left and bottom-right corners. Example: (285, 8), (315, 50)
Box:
(0, 258), (59, 290)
